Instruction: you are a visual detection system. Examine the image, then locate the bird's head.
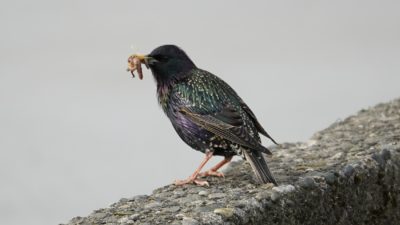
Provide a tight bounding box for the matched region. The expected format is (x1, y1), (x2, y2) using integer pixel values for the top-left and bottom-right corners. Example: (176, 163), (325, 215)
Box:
(127, 45), (196, 84)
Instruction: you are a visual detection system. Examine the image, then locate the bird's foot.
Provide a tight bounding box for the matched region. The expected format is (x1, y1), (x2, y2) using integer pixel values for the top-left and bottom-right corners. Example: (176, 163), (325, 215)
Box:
(199, 170), (225, 178)
(174, 177), (209, 186)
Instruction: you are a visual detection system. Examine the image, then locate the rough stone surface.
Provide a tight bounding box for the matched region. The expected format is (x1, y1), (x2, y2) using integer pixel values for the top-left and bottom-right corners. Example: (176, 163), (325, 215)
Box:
(62, 98), (400, 225)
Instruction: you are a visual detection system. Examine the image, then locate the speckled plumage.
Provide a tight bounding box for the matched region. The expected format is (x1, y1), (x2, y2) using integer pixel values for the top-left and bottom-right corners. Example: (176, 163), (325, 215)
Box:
(160, 70), (266, 156)
(145, 45), (278, 185)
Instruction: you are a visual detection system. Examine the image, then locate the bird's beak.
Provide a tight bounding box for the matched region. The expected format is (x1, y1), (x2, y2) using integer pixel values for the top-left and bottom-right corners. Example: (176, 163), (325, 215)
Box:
(129, 54), (149, 67)
(144, 54), (159, 66)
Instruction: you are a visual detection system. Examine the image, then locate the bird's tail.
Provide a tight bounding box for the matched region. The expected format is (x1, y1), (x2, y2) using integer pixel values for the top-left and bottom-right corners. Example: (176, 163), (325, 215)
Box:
(244, 150), (277, 185)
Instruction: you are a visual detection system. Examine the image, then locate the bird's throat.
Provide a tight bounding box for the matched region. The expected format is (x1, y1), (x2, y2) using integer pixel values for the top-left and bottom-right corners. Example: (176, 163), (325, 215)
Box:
(157, 83), (172, 112)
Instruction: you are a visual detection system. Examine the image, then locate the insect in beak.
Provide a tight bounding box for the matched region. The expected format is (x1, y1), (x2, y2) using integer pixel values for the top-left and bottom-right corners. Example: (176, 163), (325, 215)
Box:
(127, 54), (149, 80)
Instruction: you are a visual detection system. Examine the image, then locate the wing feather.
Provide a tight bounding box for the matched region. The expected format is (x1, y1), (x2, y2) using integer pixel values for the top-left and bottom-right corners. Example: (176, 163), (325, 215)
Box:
(179, 107), (272, 155)
(240, 101), (278, 145)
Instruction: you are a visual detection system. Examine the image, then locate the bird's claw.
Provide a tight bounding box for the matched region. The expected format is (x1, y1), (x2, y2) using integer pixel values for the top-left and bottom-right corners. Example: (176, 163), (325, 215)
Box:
(199, 170), (225, 178)
(174, 178), (209, 187)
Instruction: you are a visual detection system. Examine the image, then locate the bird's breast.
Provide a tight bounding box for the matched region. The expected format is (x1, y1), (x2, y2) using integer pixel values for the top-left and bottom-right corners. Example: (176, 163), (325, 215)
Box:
(166, 108), (212, 150)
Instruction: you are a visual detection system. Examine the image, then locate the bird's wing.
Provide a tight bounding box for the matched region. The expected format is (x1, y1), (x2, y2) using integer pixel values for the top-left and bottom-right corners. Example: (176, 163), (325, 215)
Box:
(240, 101), (278, 145)
(179, 106), (272, 155)
(199, 72), (278, 145)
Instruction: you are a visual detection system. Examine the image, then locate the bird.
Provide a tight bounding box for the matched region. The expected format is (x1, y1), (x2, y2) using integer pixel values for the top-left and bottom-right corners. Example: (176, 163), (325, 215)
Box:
(127, 45), (278, 186)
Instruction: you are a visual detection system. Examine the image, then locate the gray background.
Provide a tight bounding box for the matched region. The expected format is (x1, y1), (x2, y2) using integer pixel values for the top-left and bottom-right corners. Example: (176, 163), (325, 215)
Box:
(1, 1), (399, 224)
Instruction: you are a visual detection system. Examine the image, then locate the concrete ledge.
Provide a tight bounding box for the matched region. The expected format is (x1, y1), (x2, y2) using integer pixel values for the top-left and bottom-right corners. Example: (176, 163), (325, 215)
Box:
(62, 98), (400, 225)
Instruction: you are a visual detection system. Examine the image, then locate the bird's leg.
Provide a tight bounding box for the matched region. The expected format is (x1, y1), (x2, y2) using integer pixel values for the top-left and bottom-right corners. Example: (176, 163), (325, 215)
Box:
(199, 156), (233, 178)
(174, 150), (214, 186)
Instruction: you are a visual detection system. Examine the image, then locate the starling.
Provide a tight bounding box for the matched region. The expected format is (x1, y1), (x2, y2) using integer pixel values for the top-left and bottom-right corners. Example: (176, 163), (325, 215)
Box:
(127, 45), (278, 186)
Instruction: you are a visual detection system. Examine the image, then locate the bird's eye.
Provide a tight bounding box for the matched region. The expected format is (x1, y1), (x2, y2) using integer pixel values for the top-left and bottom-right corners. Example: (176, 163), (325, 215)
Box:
(154, 55), (169, 62)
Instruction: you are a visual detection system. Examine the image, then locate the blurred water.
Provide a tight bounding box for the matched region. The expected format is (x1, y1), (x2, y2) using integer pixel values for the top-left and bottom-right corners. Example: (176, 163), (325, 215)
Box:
(0, 1), (399, 224)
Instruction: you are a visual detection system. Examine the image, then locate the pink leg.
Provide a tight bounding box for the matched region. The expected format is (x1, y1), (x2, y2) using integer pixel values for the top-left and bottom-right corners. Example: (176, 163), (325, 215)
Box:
(199, 156), (233, 177)
(174, 151), (214, 186)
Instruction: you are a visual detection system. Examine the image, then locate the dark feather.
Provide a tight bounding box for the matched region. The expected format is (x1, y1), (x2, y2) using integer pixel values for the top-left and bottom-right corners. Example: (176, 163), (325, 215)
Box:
(179, 107), (272, 155)
(243, 150), (277, 185)
(241, 101), (278, 145)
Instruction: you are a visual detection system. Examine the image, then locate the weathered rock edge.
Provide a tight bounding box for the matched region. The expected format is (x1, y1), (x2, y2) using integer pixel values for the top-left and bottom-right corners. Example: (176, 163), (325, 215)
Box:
(63, 98), (400, 225)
